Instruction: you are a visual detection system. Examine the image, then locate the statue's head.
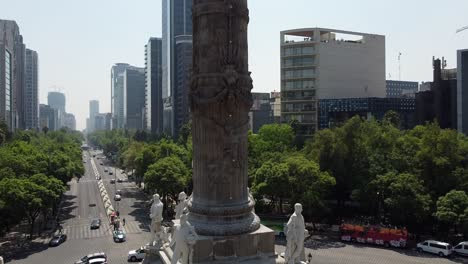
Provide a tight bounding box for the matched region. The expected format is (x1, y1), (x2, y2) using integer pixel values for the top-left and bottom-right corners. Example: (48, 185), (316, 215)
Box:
(153, 194), (160, 202)
(178, 191), (187, 200)
(180, 213), (188, 225)
(294, 203), (302, 214)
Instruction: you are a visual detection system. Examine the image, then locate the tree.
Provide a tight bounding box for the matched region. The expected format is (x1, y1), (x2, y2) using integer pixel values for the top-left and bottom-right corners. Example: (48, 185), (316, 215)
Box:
(144, 156), (190, 212)
(435, 190), (468, 232)
(382, 110), (401, 128)
(253, 161), (290, 213)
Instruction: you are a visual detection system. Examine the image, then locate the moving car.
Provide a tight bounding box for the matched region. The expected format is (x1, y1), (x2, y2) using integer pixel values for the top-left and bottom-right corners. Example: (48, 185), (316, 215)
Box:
(48, 234), (67, 247)
(74, 252), (107, 264)
(90, 218), (101, 229)
(104, 168), (108, 172)
(87, 258), (107, 264)
(109, 171), (113, 175)
(112, 230), (126, 242)
(454, 241), (468, 256)
(128, 247), (146, 262)
(114, 194), (121, 201)
(110, 179), (116, 184)
(116, 189), (122, 195)
(117, 178), (123, 183)
(417, 240), (453, 257)
(100, 162), (103, 165)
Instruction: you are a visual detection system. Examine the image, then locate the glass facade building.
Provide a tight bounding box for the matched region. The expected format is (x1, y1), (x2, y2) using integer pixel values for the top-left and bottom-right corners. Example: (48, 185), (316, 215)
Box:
(162, 0), (193, 137)
(386, 80), (419, 98)
(145, 38), (163, 134)
(24, 49), (39, 129)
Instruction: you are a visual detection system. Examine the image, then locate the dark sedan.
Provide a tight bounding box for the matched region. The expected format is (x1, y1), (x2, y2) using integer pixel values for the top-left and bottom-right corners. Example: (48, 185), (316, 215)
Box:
(48, 234), (67, 247)
(90, 218), (101, 229)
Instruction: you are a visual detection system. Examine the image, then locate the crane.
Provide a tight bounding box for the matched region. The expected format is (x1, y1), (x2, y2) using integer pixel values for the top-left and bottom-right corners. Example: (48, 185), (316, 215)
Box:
(456, 26), (468, 34)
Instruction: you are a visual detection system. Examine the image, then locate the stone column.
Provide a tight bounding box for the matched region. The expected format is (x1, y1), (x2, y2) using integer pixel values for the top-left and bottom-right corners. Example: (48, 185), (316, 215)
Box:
(188, 0), (260, 236)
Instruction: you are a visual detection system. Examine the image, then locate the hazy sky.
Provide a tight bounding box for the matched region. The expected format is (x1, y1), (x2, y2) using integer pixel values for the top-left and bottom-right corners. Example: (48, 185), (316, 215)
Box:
(3, 0), (468, 130)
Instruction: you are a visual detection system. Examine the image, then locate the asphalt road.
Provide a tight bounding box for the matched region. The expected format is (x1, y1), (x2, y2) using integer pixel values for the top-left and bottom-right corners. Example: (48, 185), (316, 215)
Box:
(7, 150), (151, 264)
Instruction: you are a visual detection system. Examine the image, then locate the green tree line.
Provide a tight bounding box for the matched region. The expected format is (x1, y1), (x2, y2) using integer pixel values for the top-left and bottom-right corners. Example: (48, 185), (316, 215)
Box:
(0, 127), (84, 237)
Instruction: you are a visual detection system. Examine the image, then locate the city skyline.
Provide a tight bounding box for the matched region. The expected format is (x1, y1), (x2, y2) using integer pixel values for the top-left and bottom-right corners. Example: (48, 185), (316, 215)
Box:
(3, 0), (468, 130)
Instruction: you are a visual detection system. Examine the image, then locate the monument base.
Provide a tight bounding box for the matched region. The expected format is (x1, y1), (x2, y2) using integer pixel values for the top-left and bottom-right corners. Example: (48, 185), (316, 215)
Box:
(145, 224), (284, 264)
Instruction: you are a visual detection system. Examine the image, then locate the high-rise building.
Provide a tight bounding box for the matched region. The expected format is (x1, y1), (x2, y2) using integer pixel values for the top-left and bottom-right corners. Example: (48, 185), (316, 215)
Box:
(39, 104), (58, 131)
(386, 80), (419, 98)
(24, 49), (39, 130)
(64, 113), (76, 130)
(94, 113), (106, 131)
(280, 28), (385, 137)
(124, 67), (146, 130)
(162, 0), (193, 137)
(457, 49), (468, 134)
(145, 38), (163, 134)
(111, 63), (138, 129)
(47, 91), (66, 128)
(0, 20), (25, 131)
(249, 93), (273, 133)
(270, 91), (281, 123)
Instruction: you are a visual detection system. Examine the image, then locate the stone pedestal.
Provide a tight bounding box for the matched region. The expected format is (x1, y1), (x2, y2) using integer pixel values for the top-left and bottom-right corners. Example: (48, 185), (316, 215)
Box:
(155, 224), (282, 264)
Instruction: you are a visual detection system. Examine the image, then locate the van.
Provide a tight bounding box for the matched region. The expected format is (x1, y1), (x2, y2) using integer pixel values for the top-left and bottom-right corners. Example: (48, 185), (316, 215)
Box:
(416, 240), (453, 257)
(454, 241), (468, 256)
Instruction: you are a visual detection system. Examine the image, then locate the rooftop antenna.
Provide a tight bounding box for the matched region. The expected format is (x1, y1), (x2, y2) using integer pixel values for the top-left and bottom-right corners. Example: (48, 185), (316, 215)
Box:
(398, 52), (402, 81)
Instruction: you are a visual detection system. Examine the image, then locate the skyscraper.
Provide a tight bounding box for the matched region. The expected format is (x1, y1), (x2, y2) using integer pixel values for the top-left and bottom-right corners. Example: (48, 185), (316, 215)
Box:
(145, 38), (163, 134)
(457, 49), (468, 134)
(87, 100), (99, 132)
(24, 49), (39, 130)
(64, 113), (76, 131)
(111, 63), (138, 129)
(0, 20), (25, 131)
(162, 0), (193, 137)
(47, 91), (66, 129)
(124, 67), (146, 130)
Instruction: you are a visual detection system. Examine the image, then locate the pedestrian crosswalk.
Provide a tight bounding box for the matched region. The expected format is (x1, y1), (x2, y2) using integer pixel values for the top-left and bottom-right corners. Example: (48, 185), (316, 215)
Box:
(62, 221), (147, 240)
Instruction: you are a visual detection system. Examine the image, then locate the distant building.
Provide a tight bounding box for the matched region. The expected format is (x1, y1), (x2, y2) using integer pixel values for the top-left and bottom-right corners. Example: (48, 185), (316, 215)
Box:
(24, 49), (39, 130)
(280, 28), (385, 137)
(457, 49), (468, 134)
(124, 67), (146, 130)
(145, 38), (163, 134)
(104, 113), (112, 131)
(419, 82), (431, 92)
(319, 97), (416, 129)
(270, 91), (281, 123)
(416, 57), (457, 129)
(48, 92), (66, 128)
(162, 0), (193, 137)
(111, 63), (139, 129)
(249, 93), (273, 133)
(386, 80), (418, 98)
(64, 113), (76, 130)
(87, 100), (99, 132)
(94, 113), (106, 131)
(0, 20), (25, 131)
(39, 104), (58, 131)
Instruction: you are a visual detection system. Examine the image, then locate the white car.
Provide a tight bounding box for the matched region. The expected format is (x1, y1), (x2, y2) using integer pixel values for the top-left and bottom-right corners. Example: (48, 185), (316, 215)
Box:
(87, 258), (107, 264)
(114, 194), (121, 201)
(417, 240), (453, 257)
(128, 247), (146, 262)
(454, 241), (468, 256)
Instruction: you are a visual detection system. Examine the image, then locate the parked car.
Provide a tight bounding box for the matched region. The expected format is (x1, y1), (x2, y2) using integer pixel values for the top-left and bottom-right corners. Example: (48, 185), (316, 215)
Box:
(116, 189), (122, 195)
(90, 218), (101, 229)
(117, 178), (123, 183)
(110, 179), (116, 184)
(417, 240), (453, 257)
(454, 241), (468, 256)
(74, 252), (107, 264)
(109, 171), (113, 175)
(104, 168), (108, 172)
(112, 230), (126, 242)
(114, 194), (121, 201)
(100, 162), (103, 165)
(48, 234), (67, 247)
(128, 247), (146, 262)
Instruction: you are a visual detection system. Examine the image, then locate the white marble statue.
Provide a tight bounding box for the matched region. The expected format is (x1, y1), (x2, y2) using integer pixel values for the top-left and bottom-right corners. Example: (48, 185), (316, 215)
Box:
(169, 214), (199, 264)
(285, 203), (306, 264)
(247, 187), (255, 213)
(150, 193), (164, 246)
(174, 191), (188, 220)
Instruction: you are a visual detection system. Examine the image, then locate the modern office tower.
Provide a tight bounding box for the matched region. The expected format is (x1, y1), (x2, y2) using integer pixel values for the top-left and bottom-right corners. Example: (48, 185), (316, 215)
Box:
(111, 63), (139, 129)
(145, 37), (163, 134)
(124, 67), (146, 130)
(280, 28), (385, 137)
(162, 0), (193, 137)
(270, 91), (282, 123)
(24, 49), (39, 130)
(93, 113), (106, 131)
(104, 113), (112, 131)
(249, 93), (273, 133)
(39, 104), (58, 131)
(319, 97), (416, 129)
(457, 49), (468, 134)
(47, 91), (66, 128)
(64, 113), (76, 130)
(386, 80), (419, 98)
(0, 20), (25, 131)
(89, 100), (99, 119)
